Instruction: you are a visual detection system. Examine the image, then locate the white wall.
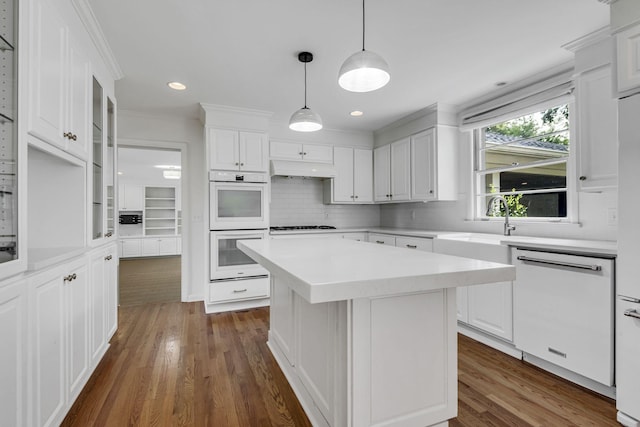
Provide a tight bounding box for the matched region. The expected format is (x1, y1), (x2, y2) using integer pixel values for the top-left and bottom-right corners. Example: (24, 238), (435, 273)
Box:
(271, 177), (380, 227)
(117, 110), (206, 302)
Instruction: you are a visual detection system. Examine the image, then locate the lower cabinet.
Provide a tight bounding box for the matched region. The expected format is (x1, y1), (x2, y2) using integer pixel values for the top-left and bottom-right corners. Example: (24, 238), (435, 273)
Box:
(120, 236), (181, 258)
(367, 233), (395, 246)
(0, 279), (28, 427)
(25, 243), (118, 427)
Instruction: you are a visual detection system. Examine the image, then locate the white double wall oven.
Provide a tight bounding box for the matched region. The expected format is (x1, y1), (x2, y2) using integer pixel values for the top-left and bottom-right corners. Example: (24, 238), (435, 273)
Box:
(208, 171), (269, 283)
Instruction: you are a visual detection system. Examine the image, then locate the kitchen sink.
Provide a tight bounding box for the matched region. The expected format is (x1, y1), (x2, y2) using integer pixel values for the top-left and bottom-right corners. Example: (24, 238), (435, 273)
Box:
(437, 233), (506, 245)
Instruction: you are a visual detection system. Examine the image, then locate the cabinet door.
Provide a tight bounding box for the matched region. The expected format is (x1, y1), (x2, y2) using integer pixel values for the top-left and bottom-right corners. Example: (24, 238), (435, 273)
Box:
(391, 138), (411, 201)
(121, 184), (143, 211)
(66, 36), (90, 160)
(270, 140), (302, 160)
(105, 246), (118, 340)
(467, 282), (513, 341)
(0, 281), (27, 427)
(302, 143), (333, 163)
(411, 129), (436, 201)
(374, 145), (391, 202)
(158, 237), (177, 255)
(269, 278), (296, 365)
(353, 149), (373, 202)
(31, 268), (66, 427)
(239, 131), (267, 172)
(208, 128), (240, 170)
(65, 260), (89, 402)
(142, 238), (160, 256)
(333, 147), (354, 202)
(576, 66), (618, 191)
(616, 23), (640, 94)
(90, 252), (107, 366)
(28, 0), (66, 149)
(120, 239), (141, 258)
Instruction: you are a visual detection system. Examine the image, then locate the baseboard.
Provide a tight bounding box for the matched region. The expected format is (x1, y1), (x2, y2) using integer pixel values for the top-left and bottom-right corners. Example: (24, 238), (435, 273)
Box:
(458, 323), (522, 359)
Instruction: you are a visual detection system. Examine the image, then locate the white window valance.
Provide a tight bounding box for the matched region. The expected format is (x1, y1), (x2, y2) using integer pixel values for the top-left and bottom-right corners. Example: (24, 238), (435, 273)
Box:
(460, 70), (574, 131)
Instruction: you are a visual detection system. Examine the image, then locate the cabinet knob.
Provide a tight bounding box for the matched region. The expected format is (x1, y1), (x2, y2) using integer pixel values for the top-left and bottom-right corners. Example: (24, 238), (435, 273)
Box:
(72, 273), (77, 280)
(429, 190), (433, 194)
(70, 133), (77, 141)
(235, 162), (239, 166)
(299, 152), (303, 155)
(303, 152), (307, 155)
(105, 255), (112, 261)
(354, 195), (358, 199)
(579, 176), (587, 181)
(105, 231), (113, 238)
(240, 163), (244, 166)
(63, 132), (71, 139)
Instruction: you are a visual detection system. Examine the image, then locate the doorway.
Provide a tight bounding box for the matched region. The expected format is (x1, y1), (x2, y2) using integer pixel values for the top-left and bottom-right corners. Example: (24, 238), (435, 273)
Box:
(117, 145), (184, 306)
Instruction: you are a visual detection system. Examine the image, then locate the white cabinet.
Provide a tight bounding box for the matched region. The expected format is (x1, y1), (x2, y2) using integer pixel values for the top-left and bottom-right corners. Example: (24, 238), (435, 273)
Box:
(327, 147), (372, 203)
(513, 249), (614, 386)
(0, 280), (27, 427)
(207, 128), (268, 172)
(120, 238), (141, 257)
(269, 277), (296, 365)
(616, 23), (640, 95)
(270, 140), (333, 163)
(64, 259), (89, 404)
(118, 184), (144, 211)
(28, 0), (90, 160)
(433, 239), (513, 341)
(411, 127), (457, 201)
(144, 186), (177, 236)
(368, 233), (396, 246)
(395, 236), (433, 252)
(575, 65), (618, 191)
(374, 138), (411, 202)
(342, 232), (367, 242)
(142, 237), (178, 256)
(104, 246), (118, 340)
(89, 251), (107, 367)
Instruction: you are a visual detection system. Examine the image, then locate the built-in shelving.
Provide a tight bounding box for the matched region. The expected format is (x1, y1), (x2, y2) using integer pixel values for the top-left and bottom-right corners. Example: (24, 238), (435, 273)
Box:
(144, 186), (177, 236)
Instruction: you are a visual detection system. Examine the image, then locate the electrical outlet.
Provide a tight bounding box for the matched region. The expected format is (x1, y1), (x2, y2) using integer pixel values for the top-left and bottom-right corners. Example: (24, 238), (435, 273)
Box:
(607, 208), (617, 226)
(411, 210), (416, 220)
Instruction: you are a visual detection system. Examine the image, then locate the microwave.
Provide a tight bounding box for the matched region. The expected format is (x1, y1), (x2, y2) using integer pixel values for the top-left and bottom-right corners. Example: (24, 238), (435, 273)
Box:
(119, 214), (142, 224)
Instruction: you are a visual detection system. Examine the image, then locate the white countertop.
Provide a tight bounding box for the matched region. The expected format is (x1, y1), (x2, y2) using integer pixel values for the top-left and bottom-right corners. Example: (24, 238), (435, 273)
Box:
(239, 238), (515, 304)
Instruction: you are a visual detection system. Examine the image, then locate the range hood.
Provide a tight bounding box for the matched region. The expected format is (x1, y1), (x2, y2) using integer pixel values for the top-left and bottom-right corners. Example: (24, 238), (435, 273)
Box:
(270, 160), (337, 178)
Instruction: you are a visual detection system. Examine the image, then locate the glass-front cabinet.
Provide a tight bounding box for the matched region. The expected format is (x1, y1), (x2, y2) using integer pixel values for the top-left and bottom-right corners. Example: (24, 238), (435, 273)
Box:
(91, 77), (116, 244)
(0, 0), (19, 266)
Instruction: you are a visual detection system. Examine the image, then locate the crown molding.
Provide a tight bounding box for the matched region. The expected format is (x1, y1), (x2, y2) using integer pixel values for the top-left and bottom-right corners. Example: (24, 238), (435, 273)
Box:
(562, 26), (611, 53)
(71, 0), (124, 80)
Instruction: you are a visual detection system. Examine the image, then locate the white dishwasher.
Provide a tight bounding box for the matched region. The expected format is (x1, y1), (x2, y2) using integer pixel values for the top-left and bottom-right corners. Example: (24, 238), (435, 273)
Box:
(513, 248), (614, 387)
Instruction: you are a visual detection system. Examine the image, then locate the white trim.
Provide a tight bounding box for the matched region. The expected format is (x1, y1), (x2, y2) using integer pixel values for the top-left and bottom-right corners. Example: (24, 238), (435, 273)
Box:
(70, 0), (124, 81)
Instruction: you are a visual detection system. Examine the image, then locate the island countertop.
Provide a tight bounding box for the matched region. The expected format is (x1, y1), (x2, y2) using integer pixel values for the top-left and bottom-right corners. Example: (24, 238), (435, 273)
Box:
(239, 237), (516, 304)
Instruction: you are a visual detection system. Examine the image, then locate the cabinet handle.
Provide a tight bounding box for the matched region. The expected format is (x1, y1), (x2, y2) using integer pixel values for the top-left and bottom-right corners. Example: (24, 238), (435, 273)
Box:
(63, 132), (70, 139)
(63, 275), (71, 283)
(516, 255), (602, 271)
(299, 152), (303, 155)
(105, 255), (112, 261)
(71, 273), (77, 280)
(579, 176), (587, 181)
(375, 240), (385, 244)
(233, 289), (248, 293)
(624, 309), (640, 320)
(406, 244), (417, 249)
(548, 347), (567, 358)
(70, 133), (77, 141)
(105, 231), (113, 238)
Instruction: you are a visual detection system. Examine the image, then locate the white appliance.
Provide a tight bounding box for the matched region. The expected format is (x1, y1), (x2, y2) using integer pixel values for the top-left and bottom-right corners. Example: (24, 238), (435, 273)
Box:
(617, 93), (640, 427)
(209, 229), (268, 281)
(209, 170), (269, 230)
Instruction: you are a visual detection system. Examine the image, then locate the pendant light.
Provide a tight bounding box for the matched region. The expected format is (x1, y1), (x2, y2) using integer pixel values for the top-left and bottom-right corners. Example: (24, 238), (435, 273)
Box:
(338, 0), (390, 92)
(289, 52), (323, 132)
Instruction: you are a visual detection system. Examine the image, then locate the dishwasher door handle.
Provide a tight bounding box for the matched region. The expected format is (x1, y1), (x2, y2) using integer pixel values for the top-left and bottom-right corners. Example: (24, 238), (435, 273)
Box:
(516, 255), (602, 271)
(624, 309), (640, 320)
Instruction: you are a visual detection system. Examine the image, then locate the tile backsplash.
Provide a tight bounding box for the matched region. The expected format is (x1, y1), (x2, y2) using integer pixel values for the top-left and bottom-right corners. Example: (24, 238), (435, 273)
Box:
(270, 176), (380, 227)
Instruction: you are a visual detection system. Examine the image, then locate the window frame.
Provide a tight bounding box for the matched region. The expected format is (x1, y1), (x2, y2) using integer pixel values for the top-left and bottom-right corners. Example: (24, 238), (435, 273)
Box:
(471, 101), (578, 223)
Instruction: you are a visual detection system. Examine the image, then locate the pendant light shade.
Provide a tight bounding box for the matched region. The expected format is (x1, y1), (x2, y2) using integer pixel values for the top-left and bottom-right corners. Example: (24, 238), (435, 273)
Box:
(289, 52), (322, 132)
(338, 0), (390, 92)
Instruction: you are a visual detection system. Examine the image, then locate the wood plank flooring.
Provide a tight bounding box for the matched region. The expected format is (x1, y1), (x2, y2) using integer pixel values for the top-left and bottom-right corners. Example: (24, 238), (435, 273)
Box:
(62, 302), (617, 427)
(119, 256), (181, 306)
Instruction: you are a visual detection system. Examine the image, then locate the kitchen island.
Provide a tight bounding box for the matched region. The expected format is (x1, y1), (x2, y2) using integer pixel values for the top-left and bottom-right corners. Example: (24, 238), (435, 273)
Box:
(238, 238), (515, 427)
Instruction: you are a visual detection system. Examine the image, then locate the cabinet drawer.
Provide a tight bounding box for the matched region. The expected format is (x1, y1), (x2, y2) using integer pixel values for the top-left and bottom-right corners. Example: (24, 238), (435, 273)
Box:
(209, 277), (269, 304)
(368, 233), (395, 245)
(395, 236), (433, 252)
(342, 232), (367, 242)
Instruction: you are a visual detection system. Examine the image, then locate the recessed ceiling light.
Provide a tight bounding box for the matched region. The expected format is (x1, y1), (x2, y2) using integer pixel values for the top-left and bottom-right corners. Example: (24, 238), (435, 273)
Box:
(117, 171), (123, 175)
(350, 110), (364, 117)
(167, 81), (186, 90)
(496, 81), (507, 87)
(154, 164), (181, 170)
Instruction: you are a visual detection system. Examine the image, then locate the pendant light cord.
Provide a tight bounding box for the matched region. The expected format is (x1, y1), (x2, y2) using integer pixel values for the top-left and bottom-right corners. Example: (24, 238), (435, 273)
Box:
(304, 62), (308, 109)
(362, 0), (366, 51)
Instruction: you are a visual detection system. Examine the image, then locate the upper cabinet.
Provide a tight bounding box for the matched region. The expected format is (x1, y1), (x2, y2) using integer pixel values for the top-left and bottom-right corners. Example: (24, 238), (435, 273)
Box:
(575, 65), (618, 191)
(374, 138), (411, 202)
(326, 147), (372, 204)
(270, 140), (333, 163)
(0, 0), (21, 275)
(28, 0), (90, 160)
(207, 128), (268, 172)
(411, 127), (457, 201)
(616, 23), (640, 96)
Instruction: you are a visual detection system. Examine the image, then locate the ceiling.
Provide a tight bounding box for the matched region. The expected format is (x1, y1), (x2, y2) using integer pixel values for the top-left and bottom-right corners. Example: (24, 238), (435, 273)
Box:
(88, 0), (609, 132)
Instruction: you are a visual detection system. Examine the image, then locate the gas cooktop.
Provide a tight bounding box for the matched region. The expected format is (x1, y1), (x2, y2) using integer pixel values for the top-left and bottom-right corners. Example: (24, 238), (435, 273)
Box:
(270, 225), (337, 231)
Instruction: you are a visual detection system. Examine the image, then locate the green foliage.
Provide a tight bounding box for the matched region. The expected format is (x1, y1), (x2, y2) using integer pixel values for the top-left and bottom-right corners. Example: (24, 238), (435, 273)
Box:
(488, 184), (528, 218)
(486, 105), (569, 146)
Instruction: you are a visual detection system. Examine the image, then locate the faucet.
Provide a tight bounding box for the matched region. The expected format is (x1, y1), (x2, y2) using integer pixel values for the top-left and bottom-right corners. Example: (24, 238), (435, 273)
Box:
(486, 195), (516, 236)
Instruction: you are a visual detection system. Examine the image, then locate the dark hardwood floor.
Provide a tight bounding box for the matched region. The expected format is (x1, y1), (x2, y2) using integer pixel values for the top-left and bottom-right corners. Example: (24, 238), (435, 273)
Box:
(62, 302), (617, 427)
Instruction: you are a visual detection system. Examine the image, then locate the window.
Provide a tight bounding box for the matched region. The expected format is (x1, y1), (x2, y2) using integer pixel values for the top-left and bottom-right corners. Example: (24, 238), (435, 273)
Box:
(474, 103), (570, 220)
